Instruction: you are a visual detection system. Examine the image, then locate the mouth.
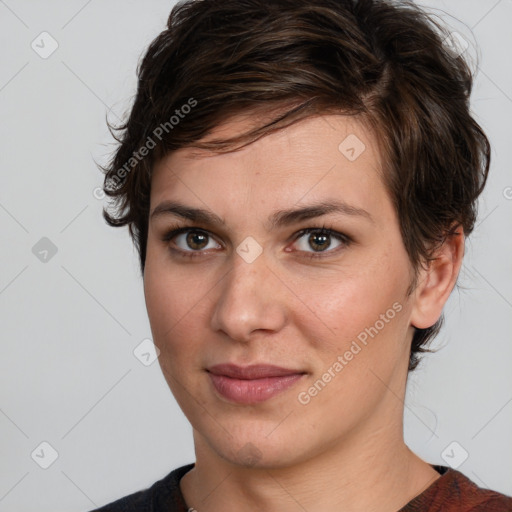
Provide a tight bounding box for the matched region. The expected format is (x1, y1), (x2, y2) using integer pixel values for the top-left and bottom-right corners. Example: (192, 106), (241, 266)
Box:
(206, 363), (307, 404)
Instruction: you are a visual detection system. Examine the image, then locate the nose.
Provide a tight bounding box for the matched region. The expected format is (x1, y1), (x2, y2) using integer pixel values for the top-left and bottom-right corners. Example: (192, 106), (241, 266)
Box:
(210, 251), (288, 342)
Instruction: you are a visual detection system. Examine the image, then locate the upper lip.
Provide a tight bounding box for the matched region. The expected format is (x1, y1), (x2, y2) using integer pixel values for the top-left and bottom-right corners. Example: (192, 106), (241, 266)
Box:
(207, 364), (306, 379)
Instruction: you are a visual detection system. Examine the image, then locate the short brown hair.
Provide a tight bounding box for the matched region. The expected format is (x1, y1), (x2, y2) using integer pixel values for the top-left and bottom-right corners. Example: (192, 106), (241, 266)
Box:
(101, 0), (490, 371)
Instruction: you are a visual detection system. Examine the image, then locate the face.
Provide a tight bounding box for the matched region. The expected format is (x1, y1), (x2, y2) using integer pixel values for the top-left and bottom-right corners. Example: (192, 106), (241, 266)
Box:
(144, 113), (420, 469)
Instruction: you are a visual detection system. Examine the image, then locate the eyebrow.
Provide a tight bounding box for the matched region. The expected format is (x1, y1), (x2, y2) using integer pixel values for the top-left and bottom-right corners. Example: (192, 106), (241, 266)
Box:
(150, 199), (374, 229)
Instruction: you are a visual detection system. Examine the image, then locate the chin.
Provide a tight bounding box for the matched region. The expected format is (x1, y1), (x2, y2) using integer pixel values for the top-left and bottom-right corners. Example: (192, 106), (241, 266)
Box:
(202, 425), (312, 470)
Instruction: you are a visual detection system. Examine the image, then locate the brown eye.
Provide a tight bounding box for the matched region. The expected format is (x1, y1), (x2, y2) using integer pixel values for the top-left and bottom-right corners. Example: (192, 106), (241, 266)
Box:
(295, 230), (341, 252)
(292, 227), (351, 258)
(162, 227), (222, 258)
(185, 231), (209, 250)
(307, 232), (331, 252)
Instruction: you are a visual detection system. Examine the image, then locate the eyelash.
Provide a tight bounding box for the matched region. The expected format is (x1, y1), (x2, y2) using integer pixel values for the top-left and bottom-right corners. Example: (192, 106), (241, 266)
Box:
(161, 224), (352, 260)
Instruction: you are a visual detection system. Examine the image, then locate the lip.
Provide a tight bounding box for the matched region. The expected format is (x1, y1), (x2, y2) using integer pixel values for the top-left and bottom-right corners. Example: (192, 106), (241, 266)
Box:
(206, 364), (307, 404)
(208, 363), (305, 379)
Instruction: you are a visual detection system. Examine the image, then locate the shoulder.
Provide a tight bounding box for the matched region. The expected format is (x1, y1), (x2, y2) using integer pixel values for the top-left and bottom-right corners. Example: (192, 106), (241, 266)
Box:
(402, 465), (512, 511)
(88, 463), (195, 512)
(445, 468), (512, 511)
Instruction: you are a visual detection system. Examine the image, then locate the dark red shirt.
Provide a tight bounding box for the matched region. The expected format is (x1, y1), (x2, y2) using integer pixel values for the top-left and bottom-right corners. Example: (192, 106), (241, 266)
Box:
(91, 463), (512, 511)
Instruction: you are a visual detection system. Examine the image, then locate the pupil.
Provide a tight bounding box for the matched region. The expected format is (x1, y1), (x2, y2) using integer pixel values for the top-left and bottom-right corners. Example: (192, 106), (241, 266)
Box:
(187, 231), (208, 250)
(310, 233), (330, 251)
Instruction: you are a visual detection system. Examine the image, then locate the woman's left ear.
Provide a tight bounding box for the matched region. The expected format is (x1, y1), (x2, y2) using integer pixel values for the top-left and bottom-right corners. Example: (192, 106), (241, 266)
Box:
(409, 225), (465, 330)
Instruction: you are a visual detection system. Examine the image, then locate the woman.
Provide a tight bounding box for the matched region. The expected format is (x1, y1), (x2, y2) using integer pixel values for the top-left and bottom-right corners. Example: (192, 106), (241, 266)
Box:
(93, 0), (512, 510)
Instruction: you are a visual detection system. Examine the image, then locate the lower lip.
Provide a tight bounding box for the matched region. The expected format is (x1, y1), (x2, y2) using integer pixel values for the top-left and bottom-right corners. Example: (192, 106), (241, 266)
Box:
(208, 372), (305, 404)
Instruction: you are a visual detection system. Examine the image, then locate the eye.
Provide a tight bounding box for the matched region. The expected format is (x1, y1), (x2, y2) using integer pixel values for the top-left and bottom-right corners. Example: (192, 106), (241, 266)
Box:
(162, 227), (222, 258)
(161, 225), (352, 260)
(291, 227), (351, 258)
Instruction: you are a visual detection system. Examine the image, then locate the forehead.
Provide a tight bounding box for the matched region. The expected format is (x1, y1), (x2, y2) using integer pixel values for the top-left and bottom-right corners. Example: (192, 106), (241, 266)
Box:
(149, 113), (386, 217)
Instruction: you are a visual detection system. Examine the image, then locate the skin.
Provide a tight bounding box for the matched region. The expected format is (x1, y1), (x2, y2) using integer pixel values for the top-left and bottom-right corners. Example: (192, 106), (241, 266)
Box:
(143, 112), (464, 512)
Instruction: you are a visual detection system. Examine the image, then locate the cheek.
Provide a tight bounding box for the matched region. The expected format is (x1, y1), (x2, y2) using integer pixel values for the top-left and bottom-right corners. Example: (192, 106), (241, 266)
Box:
(305, 253), (407, 345)
(144, 261), (183, 347)
(143, 259), (215, 362)
(144, 248), (203, 326)
(299, 279), (410, 419)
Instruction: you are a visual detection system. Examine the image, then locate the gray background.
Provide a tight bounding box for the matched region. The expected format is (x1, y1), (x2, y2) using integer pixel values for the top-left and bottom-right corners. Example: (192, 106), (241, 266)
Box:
(0, 1), (511, 510)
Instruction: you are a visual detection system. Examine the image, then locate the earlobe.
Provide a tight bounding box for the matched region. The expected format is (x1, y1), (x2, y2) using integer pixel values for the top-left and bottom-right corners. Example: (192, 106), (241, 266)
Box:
(409, 227), (465, 330)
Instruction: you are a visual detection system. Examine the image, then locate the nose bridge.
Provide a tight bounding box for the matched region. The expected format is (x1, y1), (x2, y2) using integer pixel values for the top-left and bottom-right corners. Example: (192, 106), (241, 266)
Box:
(210, 250), (287, 340)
